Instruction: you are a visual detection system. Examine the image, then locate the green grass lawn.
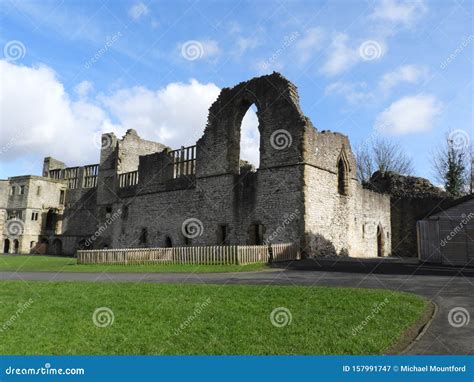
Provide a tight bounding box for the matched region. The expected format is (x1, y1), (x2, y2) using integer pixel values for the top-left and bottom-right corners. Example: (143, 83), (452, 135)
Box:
(0, 281), (427, 355)
(0, 255), (267, 273)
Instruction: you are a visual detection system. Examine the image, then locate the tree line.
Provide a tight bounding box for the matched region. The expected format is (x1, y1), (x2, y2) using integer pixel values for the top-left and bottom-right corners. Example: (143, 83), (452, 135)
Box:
(355, 132), (472, 197)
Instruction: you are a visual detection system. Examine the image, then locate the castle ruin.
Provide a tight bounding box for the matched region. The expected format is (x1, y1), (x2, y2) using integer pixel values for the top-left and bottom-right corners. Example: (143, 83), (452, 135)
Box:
(1, 73), (393, 257)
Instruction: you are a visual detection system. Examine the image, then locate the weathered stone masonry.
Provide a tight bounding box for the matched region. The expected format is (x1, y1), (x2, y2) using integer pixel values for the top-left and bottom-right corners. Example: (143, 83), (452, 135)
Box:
(1, 73), (392, 257)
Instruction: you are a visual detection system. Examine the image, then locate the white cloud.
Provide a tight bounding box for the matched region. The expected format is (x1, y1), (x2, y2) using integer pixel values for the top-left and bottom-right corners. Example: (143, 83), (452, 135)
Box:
(325, 82), (373, 104)
(320, 34), (386, 76)
(98, 80), (222, 148)
(129, 2), (149, 21)
(294, 27), (325, 65)
(0, 60), (261, 171)
(325, 65), (429, 105)
(370, 0), (427, 27)
(99, 80), (260, 166)
(179, 40), (220, 61)
(375, 94), (441, 135)
(227, 21), (242, 35)
(253, 59), (285, 74)
(201, 40), (220, 59)
(0, 61), (114, 165)
(321, 34), (358, 76)
(379, 64), (428, 92)
(234, 36), (260, 57)
(74, 80), (94, 98)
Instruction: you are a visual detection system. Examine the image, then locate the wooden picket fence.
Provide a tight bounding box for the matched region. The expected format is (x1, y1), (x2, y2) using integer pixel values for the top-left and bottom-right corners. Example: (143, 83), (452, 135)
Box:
(76, 243), (300, 266)
(271, 243), (300, 262)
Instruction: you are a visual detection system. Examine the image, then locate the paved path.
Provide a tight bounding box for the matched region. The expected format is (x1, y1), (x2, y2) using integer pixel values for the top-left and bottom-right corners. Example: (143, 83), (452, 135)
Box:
(1, 266), (472, 355)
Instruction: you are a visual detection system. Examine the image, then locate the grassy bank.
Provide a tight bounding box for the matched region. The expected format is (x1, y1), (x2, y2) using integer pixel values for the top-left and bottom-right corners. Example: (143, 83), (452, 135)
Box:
(0, 255), (267, 273)
(0, 281), (427, 355)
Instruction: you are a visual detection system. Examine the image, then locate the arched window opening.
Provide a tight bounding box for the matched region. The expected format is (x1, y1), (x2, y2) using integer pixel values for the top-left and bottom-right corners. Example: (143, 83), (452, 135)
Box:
(45, 209), (56, 231)
(139, 228), (148, 245)
(337, 149), (350, 196)
(4, 239), (10, 253)
(377, 225), (384, 257)
(218, 225), (229, 245)
(249, 223), (264, 245)
(52, 239), (62, 255)
(13, 239), (19, 254)
(239, 104), (260, 173)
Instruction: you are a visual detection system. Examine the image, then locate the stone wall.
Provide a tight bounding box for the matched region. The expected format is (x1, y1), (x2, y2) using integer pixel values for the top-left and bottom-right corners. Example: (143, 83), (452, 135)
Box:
(366, 171), (454, 257)
(0, 176), (66, 253)
(303, 133), (391, 257)
(116, 129), (167, 174)
(1, 73), (394, 258)
(0, 180), (9, 251)
(102, 73), (387, 257)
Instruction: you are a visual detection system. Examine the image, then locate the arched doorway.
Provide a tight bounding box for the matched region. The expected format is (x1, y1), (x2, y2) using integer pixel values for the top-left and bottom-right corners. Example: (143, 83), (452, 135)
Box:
(3, 239), (10, 253)
(45, 209), (55, 231)
(52, 239), (62, 255)
(377, 225), (384, 257)
(165, 236), (173, 248)
(39, 238), (49, 254)
(13, 239), (19, 254)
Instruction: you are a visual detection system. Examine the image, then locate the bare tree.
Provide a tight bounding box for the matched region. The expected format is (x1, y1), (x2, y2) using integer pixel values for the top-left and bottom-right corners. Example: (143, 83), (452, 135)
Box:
(355, 145), (374, 184)
(470, 148), (473, 194)
(355, 138), (414, 183)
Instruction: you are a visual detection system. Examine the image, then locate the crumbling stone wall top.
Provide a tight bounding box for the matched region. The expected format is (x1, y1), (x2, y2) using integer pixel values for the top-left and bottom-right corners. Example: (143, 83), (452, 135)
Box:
(366, 171), (447, 198)
(196, 72), (310, 178)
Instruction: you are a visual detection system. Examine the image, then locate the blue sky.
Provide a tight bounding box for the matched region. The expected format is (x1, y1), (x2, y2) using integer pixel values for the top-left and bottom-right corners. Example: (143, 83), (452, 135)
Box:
(0, 0), (472, 182)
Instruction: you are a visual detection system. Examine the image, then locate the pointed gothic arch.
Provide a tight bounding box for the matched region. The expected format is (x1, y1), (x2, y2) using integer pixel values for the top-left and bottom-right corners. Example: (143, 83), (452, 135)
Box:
(196, 73), (307, 178)
(337, 147), (350, 196)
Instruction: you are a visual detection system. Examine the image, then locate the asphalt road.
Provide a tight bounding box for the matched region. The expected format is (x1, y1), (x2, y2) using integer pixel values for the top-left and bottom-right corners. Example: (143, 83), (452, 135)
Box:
(1, 259), (472, 355)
